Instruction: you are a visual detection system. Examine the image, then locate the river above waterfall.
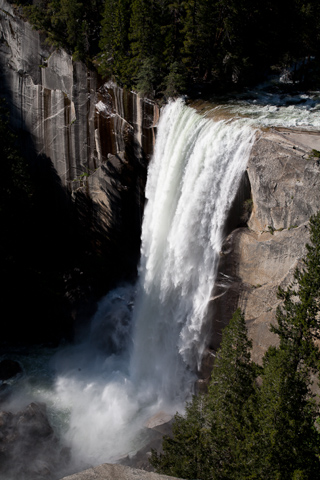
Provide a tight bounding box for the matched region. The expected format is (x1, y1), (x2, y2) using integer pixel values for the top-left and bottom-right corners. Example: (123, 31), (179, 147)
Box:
(190, 85), (320, 129)
(2, 92), (320, 480)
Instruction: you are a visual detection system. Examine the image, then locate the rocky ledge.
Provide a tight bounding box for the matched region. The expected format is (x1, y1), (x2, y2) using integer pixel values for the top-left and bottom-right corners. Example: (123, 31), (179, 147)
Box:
(59, 463), (182, 480)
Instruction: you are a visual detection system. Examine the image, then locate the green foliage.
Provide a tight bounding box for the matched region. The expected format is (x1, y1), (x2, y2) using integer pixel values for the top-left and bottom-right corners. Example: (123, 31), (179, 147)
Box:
(308, 149), (320, 159)
(163, 61), (187, 98)
(246, 347), (320, 479)
(273, 213), (320, 370)
(241, 197), (253, 223)
(150, 309), (257, 480)
(21, 0), (320, 94)
(150, 394), (210, 479)
(205, 309), (257, 480)
(23, 0), (104, 62)
(134, 57), (159, 97)
(98, 0), (132, 83)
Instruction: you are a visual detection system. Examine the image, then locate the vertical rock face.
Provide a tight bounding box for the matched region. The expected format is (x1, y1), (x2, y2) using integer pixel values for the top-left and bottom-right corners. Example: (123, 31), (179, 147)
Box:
(0, 1), (158, 187)
(0, 2), (92, 184)
(0, 0), (159, 342)
(204, 129), (320, 374)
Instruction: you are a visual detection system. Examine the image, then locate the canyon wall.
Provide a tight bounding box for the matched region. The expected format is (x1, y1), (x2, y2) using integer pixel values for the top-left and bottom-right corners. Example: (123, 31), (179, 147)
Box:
(0, 0), (159, 342)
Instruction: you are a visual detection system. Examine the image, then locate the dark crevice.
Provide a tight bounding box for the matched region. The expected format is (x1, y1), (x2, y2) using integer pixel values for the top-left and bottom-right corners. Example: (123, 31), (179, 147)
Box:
(198, 170), (253, 385)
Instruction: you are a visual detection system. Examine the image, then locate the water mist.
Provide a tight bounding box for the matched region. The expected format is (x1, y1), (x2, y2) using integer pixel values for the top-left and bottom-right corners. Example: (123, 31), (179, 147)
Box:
(51, 99), (256, 472)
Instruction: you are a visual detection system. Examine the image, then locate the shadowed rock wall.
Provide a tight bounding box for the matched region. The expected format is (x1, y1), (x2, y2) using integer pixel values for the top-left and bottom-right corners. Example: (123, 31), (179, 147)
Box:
(0, 1), (158, 187)
(0, 0), (159, 343)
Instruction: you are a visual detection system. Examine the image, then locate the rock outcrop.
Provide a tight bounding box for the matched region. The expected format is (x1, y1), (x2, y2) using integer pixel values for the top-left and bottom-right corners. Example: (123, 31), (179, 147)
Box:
(59, 463), (182, 480)
(0, 1), (158, 241)
(0, 0), (158, 233)
(203, 128), (320, 379)
(0, 0), (158, 186)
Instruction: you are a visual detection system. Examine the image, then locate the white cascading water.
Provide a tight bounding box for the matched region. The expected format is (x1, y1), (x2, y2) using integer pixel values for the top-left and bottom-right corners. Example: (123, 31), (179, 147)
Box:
(129, 99), (256, 400)
(0, 98), (258, 477)
(48, 98), (257, 471)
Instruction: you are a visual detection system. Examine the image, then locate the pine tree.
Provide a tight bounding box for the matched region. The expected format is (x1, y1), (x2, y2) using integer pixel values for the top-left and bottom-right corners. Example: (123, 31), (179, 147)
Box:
(205, 308), (257, 480)
(246, 347), (320, 480)
(245, 213), (320, 480)
(150, 309), (257, 480)
(129, 0), (163, 92)
(163, 61), (187, 97)
(24, 0), (104, 61)
(273, 213), (320, 370)
(150, 394), (210, 479)
(98, 0), (132, 83)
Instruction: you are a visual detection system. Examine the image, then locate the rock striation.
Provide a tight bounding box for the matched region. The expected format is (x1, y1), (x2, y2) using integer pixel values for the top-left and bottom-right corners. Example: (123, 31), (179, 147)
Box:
(0, 0), (159, 342)
(0, 0), (158, 187)
(0, 0), (158, 247)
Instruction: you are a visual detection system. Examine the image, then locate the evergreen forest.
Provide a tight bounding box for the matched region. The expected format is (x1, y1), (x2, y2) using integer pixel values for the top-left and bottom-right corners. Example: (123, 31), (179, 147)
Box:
(12, 0), (320, 98)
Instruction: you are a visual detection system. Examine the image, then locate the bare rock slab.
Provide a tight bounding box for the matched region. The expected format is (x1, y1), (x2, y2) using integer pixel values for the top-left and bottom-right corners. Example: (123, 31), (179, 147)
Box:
(59, 463), (183, 480)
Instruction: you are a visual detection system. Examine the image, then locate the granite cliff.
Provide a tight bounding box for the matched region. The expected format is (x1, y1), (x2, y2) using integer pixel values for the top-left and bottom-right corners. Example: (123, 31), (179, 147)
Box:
(199, 127), (320, 387)
(0, 0), (158, 185)
(0, 0), (159, 342)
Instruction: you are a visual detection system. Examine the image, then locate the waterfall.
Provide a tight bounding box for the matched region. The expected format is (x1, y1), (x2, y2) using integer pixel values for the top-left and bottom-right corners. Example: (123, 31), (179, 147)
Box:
(129, 98), (256, 401)
(36, 98), (257, 471)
